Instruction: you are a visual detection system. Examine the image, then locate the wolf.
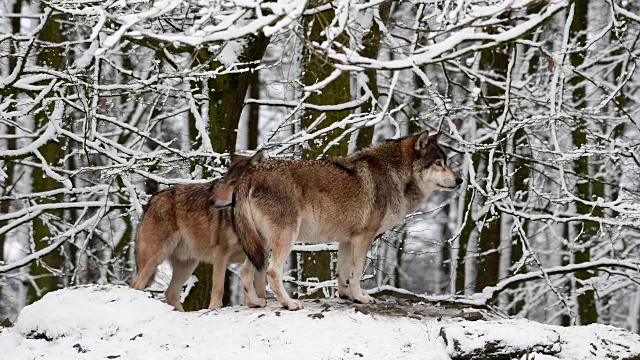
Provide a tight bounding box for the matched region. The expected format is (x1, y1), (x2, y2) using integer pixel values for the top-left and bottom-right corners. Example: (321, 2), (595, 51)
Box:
(212, 131), (462, 310)
(131, 152), (267, 311)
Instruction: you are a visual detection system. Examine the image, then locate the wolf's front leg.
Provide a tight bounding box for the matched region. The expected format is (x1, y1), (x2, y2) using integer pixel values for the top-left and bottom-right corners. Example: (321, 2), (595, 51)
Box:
(167, 257), (199, 311)
(208, 256), (229, 309)
(337, 242), (353, 300)
(348, 236), (375, 304)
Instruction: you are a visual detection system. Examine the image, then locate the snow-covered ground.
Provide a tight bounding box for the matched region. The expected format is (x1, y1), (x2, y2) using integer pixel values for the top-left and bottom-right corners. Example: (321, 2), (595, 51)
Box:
(2, 285), (640, 360)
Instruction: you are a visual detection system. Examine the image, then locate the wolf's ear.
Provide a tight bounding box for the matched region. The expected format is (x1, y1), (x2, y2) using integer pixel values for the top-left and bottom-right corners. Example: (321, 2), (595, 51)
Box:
(250, 151), (266, 165)
(230, 153), (249, 165)
(415, 131), (430, 153)
(429, 131), (442, 143)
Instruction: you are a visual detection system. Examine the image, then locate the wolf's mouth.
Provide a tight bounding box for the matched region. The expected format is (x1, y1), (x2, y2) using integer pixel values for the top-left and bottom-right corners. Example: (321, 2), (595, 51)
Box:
(430, 179), (460, 190)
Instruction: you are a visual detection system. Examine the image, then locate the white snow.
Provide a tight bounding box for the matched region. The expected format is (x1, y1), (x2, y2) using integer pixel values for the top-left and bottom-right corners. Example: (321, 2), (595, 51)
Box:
(216, 40), (247, 67)
(15, 285), (173, 341)
(2, 285), (640, 360)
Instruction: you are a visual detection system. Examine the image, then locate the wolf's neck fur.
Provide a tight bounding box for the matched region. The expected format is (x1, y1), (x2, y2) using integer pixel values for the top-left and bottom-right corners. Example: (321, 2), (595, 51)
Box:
(349, 137), (430, 217)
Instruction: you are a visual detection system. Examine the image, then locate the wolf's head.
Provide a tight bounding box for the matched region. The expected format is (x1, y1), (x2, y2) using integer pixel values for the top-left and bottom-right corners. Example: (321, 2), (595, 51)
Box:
(410, 131), (463, 194)
(210, 151), (266, 207)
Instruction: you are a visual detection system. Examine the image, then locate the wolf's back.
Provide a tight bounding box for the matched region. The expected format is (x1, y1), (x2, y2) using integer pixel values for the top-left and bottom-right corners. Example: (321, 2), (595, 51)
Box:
(233, 182), (267, 271)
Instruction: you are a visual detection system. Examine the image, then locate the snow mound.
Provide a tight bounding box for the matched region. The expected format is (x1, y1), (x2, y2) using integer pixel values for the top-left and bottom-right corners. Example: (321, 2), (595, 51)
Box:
(441, 320), (562, 358)
(2, 285), (640, 360)
(16, 285), (173, 341)
(555, 323), (640, 360)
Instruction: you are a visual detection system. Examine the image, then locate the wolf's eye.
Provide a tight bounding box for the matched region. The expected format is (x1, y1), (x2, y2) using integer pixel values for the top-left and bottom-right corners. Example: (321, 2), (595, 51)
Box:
(435, 160), (442, 166)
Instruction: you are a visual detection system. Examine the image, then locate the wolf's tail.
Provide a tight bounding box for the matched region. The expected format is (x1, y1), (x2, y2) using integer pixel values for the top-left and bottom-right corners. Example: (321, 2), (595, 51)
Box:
(232, 182), (267, 272)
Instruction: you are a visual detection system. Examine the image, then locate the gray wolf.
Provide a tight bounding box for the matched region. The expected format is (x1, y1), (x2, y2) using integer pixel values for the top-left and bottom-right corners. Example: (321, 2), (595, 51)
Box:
(131, 152), (267, 311)
(214, 131), (462, 310)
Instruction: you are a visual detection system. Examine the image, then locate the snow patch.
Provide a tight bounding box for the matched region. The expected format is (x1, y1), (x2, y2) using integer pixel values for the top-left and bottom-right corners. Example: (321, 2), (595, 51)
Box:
(3, 285), (640, 360)
(16, 285), (173, 341)
(216, 40), (247, 67)
(441, 320), (561, 358)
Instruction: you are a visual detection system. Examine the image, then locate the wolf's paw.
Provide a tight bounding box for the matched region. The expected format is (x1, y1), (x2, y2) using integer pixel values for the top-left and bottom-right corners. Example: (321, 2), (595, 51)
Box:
(247, 298), (267, 308)
(338, 288), (353, 301)
(353, 294), (374, 304)
(285, 300), (304, 311)
(208, 301), (223, 309)
(166, 295), (185, 311)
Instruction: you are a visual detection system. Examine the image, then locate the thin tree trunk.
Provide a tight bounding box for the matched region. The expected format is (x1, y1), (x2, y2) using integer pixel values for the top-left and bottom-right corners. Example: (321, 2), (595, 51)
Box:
(568, 0), (598, 325)
(0, 0), (23, 313)
(507, 127), (530, 314)
(248, 72), (260, 150)
(455, 163), (478, 294)
(475, 34), (509, 292)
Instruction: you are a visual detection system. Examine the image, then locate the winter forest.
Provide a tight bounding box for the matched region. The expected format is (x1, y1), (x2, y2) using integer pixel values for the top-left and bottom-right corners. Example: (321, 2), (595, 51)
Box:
(1, 0), (640, 335)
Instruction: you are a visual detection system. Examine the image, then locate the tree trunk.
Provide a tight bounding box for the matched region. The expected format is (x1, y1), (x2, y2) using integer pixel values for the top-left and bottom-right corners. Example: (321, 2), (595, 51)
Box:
(507, 127), (529, 314)
(298, 0), (352, 298)
(27, 10), (66, 303)
(183, 34), (270, 311)
(355, 1), (392, 148)
(475, 34), (510, 293)
(455, 161), (478, 294)
(569, 0), (598, 325)
(248, 72), (260, 150)
(0, 0), (23, 313)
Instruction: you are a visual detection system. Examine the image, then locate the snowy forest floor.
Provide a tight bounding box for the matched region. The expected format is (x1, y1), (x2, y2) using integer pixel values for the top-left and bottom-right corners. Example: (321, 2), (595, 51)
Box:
(2, 285), (640, 360)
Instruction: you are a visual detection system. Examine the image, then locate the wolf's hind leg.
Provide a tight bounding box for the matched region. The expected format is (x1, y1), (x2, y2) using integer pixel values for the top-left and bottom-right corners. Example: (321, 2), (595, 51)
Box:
(241, 259), (266, 308)
(348, 235), (375, 304)
(131, 226), (174, 290)
(208, 252), (229, 309)
(337, 241), (353, 300)
(267, 231), (302, 311)
(254, 269), (267, 298)
(166, 256), (198, 311)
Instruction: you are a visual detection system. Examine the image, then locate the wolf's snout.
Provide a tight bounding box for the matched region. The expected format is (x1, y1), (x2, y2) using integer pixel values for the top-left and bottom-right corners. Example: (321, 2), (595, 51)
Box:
(455, 177), (463, 186)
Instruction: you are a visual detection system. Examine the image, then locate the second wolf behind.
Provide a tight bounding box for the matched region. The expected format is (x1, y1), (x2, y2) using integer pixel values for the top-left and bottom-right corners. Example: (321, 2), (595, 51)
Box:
(131, 152), (267, 311)
(214, 131), (462, 310)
